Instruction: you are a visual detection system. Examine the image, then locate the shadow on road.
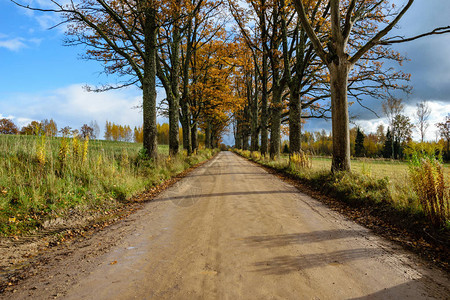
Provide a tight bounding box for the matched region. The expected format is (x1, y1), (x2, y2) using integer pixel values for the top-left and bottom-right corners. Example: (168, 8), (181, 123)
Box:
(156, 190), (298, 202)
(243, 229), (366, 247)
(251, 248), (382, 275)
(187, 172), (266, 177)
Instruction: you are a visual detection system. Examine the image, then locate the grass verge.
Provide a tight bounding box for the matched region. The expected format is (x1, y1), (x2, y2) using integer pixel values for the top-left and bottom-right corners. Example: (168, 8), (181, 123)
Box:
(0, 134), (218, 236)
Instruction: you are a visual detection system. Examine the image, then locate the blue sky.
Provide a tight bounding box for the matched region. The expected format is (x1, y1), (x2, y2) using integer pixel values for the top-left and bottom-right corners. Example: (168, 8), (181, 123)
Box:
(1, 1), (449, 144)
(0, 1), (145, 136)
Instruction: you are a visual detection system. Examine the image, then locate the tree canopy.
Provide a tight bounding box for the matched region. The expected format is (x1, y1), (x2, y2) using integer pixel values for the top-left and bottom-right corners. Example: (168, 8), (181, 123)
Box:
(12, 0), (450, 167)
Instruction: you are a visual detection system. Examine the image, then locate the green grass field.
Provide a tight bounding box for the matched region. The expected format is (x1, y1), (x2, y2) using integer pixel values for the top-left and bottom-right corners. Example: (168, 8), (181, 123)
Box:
(0, 134), (215, 235)
(276, 155), (450, 187)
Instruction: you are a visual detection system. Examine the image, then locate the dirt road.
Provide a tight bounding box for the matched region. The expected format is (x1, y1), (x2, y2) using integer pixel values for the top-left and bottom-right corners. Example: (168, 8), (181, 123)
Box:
(3, 152), (449, 299)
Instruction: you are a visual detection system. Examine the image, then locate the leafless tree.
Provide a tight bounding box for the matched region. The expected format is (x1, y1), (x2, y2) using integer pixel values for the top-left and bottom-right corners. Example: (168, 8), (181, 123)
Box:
(382, 97), (404, 131)
(415, 100), (431, 142)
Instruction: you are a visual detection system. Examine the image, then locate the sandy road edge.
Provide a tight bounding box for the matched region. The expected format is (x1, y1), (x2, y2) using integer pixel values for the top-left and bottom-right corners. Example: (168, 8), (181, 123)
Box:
(0, 150), (220, 293)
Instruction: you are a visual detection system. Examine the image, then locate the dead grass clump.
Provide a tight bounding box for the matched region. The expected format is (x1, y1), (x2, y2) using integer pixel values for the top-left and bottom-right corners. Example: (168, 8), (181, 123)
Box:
(409, 157), (449, 228)
(290, 151), (312, 170)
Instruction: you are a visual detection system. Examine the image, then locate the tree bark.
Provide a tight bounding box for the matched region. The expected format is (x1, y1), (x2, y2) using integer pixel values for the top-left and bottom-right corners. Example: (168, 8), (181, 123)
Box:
(205, 122), (212, 149)
(289, 88), (302, 154)
(250, 65), (259, 151)
(191, 122), (198, 153)
(242, 105), (250, 150)
(180, 16), (195, 155)
(260, 57), (268, 155)
(269, 86), (282, 159)
(180, 101), (191, 154)
(142, 5), (158, 160)
(235, 118), (242, 149)
(259, 0), (269, 156)
(329, 61), (351, 172)
(168, 91), (179, 156)
(168, 3), (181, 156)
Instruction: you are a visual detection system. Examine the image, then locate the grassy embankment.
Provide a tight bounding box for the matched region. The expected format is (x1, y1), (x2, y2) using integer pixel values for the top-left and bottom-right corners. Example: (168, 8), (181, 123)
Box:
(0, 135), (217, 236)
(234, 149), (450, 229)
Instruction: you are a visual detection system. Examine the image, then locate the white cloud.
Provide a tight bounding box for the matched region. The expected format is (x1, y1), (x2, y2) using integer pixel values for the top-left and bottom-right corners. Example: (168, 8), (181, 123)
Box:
(405, 100), (450, 142)
(356, 100), (449, 142)
(0, 34), (42, 51)
(0, 115), (31, 129)
(0, 37), (27, 51)
(0, 114), (15, 120)
(16, 117), (34, 128)
(0, 84), (151, 134)
(355, 119), (387, 135)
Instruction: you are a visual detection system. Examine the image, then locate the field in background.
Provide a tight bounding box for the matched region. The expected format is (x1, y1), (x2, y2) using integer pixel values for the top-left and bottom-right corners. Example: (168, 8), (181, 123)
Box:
(0, 135), (215, 235)
(276, 155), (450, 186)
(236, 150), (450, 226)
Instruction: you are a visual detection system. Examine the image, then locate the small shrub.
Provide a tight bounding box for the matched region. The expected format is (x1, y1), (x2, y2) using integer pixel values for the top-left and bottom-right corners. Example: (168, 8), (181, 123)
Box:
(251, 151), (261, 161)
(242, 150), (251, 158)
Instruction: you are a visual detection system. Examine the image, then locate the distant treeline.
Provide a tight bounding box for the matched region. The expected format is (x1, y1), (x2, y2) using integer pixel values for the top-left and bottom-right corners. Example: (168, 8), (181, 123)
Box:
(0, 118), (207, 147)
(0, 118), (101, 139)
(282, 124), (449, 161)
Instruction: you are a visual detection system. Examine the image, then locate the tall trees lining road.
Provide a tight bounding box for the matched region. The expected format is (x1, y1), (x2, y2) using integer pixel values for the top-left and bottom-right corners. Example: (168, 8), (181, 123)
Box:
(292, 0), (449, 171)
(12, 0), (450, 169)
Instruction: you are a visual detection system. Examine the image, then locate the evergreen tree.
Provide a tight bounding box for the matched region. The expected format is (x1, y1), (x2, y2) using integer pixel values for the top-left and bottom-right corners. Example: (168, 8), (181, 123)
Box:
(355, 127), (365, 157)
(383, 128), (393, 158)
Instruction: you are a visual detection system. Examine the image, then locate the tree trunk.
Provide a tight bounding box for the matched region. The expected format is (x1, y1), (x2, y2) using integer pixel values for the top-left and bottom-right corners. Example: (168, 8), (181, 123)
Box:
(180, 105), (191, 155)
(191, 122), (198, 153)
(168, 12), (181, 156)
(235, 118), (242, 149)
(329, 62), (351, 172)
(260, 1), (269, 156)
(142, 6), (158, 160)
(260, 54), (269, 155)
(212, 134), (218, 149)
(205, 122), (211, 149)
(168, 94), (179, 156)
(180, 16), (195, 155)
(250, 67), (259, 151)
(289, 88), (302, 154)
(269, 87), (282, 159)
(242, 106), (250, 150)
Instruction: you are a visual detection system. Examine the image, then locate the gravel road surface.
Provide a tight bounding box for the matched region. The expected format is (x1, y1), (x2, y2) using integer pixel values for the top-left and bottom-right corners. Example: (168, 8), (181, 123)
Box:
(3, 152), (449, 299)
